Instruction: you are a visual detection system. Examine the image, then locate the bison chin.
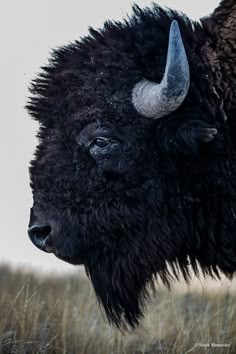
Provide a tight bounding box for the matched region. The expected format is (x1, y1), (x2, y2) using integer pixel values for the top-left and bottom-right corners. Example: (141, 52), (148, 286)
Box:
(84, 253), (150, 329)
(84, 241), (192, 329)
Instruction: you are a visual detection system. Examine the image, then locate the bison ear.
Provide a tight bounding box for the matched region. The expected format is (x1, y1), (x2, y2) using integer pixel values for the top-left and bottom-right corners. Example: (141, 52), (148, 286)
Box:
(156, 119), (218, 154)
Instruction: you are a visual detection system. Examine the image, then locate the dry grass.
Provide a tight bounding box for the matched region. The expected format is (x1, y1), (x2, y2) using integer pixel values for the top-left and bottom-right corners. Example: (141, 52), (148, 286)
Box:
(0, 264), (236, 354)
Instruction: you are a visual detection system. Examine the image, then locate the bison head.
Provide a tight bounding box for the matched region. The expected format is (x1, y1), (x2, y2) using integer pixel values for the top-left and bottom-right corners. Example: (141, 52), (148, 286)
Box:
(27, 5), (236, 328)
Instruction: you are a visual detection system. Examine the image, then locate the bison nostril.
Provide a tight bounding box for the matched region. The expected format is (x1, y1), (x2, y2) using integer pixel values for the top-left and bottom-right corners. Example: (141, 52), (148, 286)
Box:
(28, 224), (53, 253)
(29, 225), (51, 238)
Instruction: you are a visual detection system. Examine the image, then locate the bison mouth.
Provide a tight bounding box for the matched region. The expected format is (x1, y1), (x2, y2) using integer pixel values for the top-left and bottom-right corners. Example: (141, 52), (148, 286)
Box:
(28, 207), (90, 265)
(53, 251), (84, 265)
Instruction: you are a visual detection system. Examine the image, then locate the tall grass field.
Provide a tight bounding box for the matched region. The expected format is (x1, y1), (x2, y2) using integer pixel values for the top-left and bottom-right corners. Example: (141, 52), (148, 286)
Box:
(0, 264), (236, 353)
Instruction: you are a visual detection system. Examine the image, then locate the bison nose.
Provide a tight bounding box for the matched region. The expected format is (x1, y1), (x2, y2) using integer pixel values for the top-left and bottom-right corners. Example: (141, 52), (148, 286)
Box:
(28, 224), (53, 253)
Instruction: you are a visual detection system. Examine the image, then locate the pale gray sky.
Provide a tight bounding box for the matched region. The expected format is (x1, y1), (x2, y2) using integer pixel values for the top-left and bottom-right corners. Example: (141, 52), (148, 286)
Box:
(0, 0), (220, 274)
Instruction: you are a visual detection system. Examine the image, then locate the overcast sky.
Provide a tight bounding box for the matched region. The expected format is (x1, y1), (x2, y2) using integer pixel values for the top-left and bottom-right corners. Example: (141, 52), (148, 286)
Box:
(0, 0), (220, 274)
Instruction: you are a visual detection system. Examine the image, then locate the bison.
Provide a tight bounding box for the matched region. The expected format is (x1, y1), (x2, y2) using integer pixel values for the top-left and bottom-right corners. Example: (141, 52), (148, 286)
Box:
(27, 0), (236, 328)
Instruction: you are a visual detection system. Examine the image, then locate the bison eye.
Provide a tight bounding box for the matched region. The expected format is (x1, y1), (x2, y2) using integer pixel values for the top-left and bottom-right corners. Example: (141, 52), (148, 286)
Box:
(88, 135), (121, 158)
(91, 137), (110, 149)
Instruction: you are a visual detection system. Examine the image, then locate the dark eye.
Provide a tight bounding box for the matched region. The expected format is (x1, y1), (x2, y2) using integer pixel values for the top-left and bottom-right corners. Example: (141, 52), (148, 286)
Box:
(91, 137), (110, 148)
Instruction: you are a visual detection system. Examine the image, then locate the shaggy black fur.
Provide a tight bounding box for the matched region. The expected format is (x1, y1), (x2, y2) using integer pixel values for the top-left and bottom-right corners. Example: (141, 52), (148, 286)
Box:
(27, 0), (236, 328)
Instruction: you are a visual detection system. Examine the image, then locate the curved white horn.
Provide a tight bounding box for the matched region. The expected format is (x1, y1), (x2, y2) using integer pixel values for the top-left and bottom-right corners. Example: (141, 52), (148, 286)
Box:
(132, 20), (190, 119)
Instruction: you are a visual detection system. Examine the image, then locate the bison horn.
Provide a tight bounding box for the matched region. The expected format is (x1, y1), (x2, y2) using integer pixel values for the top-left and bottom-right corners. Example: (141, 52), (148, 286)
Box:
(132, 20), (190, 119)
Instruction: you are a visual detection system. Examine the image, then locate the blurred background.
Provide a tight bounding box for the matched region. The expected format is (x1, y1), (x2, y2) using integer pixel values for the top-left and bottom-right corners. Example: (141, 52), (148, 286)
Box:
(0, 0), (221, 274)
